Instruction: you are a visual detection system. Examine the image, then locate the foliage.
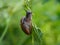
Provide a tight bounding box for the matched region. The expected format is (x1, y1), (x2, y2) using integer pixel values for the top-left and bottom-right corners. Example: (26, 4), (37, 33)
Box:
(0, 0), (60, 45)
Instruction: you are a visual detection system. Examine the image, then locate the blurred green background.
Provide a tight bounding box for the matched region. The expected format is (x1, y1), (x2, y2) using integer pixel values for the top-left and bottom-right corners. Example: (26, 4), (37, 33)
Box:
(0, 0), (60, 45)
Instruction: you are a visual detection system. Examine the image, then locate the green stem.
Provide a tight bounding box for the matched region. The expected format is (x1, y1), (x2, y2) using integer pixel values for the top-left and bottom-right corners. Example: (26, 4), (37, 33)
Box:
(0, 17), (10, 42)
(0, 25), (8, 41)
(32, 31), (34, 45)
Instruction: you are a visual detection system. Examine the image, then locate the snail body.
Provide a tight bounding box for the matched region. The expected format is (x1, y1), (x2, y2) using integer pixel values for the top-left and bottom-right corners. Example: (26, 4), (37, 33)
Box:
(20, 10), (32, 35)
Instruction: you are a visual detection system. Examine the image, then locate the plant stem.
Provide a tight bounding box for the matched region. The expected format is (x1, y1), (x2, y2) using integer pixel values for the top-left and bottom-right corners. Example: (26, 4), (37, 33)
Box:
(0, 17), (10, 42)
(0, 25), (8, 41)
(32, 32), (34, 45)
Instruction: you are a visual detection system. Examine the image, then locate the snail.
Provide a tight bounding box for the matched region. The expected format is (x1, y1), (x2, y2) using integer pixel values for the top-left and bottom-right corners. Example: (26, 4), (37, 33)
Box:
(20, 10), (32, 35)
